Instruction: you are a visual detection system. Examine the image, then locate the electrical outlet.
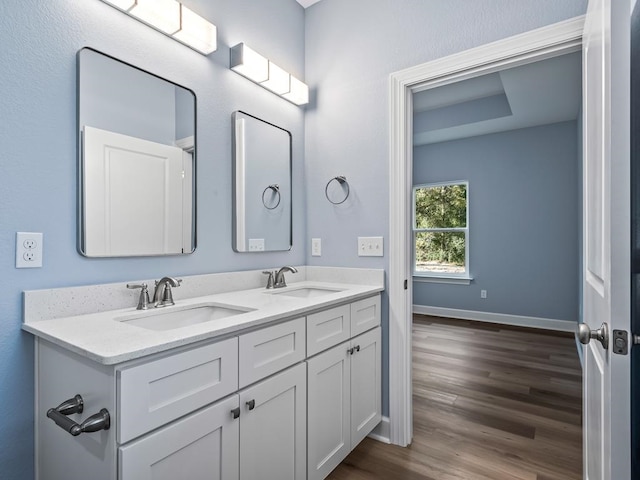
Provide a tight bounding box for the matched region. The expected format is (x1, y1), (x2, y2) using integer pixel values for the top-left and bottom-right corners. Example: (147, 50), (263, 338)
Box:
(248, 238), (265, 252)
(480, 289), (487, 299)
(16, 232), (43, 268)
(358, 236), (384, 257)
(311, 238), (321, 256)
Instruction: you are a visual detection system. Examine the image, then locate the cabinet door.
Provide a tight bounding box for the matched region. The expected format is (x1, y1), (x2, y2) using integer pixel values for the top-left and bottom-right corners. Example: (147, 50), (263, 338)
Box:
(239, 317), (305, 388)
(307, 304), (350, 357)
(350, 326), (381, 448)
(239, 363), (306, 480)
(119, 395), (240, 480)
(307, 343), (351, 480)
(350, 295), (381, 337)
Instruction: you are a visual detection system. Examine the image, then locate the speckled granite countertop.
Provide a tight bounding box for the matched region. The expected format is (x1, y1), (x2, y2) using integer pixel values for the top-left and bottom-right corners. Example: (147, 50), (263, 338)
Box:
(23, 267), (384, 365)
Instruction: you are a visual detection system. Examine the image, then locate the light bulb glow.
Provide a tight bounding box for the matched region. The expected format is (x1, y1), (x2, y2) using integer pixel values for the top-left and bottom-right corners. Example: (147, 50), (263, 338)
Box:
(173, 5), (217, 54)
(230, 44), (269, 83)
(129, 0), (181, 34)
(99, 0), (217, 55)
(102, 0), (136, 10)
(229, 43), (309, 107)
(282, 75), (310, 105)
(261, 61), (290, 95)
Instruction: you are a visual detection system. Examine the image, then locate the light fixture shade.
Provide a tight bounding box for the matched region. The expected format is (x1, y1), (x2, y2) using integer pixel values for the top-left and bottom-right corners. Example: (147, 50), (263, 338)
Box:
(102, 0), (135, 9)
(129, 0), (181, 34)
(261, 61), (290, 95)
(173, 6), (217, 54)
(99, 0), (218, 55)
(230, 43), (269, 83)
(283, 75), (310, 105)
(229, 42), (309, 107)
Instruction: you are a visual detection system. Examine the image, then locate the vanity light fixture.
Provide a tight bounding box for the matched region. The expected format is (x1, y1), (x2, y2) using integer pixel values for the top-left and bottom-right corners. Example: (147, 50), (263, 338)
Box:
(230, 43), (309, 106)
(100, 0), (217, 55)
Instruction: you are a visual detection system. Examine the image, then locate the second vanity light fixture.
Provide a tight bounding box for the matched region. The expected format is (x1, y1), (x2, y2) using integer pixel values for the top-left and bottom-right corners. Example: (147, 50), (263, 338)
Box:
(100, 0), (217, 55)
(230, 43), (309, 106)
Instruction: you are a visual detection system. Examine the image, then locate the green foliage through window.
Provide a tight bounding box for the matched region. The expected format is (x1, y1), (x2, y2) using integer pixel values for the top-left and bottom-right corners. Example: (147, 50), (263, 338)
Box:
(413, 183), (468, 274)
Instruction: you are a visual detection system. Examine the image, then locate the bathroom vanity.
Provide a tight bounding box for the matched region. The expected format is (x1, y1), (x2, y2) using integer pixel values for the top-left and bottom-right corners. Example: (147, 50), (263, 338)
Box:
(24, 267), (383, 480)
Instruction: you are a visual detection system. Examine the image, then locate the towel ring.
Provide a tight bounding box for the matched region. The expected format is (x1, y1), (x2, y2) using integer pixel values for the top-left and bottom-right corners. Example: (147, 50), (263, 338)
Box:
(325, 176), (350, 205)
(262, 184), (281, 210)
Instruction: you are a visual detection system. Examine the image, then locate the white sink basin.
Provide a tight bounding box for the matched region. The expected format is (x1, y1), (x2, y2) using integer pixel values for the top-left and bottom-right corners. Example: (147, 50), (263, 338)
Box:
(117, 304), (254, 331)
(270, 287), (343, 298)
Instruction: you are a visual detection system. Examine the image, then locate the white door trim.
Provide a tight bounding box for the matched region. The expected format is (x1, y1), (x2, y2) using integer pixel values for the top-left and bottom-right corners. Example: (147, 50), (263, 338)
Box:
(388, 15), (585, 446)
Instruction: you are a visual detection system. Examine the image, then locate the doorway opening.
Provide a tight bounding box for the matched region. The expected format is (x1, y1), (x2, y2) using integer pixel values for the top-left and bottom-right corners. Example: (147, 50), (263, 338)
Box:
(388, 16), (585, 447)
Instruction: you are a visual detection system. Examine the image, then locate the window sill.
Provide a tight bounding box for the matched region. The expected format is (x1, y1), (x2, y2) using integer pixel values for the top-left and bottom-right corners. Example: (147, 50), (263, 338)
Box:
(413, 275), (473, 285)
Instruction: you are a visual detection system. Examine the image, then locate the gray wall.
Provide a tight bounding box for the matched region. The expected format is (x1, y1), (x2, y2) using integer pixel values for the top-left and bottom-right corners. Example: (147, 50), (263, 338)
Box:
(304, 0), (587, 416)
(412, 122), (580, 322)
(0, 1), (304, 478)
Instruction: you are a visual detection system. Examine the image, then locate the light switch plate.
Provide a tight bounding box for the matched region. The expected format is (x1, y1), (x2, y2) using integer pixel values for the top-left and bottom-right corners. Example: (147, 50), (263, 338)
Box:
(311, 238), (321, 256)
(358, 236), (383, 257)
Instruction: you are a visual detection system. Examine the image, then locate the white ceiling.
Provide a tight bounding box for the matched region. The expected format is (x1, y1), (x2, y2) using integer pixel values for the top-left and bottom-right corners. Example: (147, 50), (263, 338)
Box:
(413, 52), (582, 146)
(296, 0), (323, 8)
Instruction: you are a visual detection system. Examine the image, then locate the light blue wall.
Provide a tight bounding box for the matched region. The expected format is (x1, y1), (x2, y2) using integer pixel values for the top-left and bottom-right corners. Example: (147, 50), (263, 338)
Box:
(0, 0), (590, 477)
(80, 49), (180, 145)
(0, 1), (304, 478)
(304, 0), (587, 416)
(412, 122), (580, 321)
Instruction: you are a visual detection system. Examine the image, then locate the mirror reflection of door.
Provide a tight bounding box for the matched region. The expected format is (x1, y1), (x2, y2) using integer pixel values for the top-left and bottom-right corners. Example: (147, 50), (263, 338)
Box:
(78, 48), (196, 257)
(83, 127), (192, 256)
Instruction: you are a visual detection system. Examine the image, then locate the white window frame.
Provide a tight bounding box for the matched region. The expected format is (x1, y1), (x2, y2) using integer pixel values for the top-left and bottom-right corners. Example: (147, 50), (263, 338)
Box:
(412, 180), (471, 283)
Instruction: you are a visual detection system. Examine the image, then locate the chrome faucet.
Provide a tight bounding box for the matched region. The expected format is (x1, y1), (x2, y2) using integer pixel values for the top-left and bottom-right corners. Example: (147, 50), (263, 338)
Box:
(274, 266), (298, 289)
(152, 277), (182, 307)
(126, 283), (151, 310)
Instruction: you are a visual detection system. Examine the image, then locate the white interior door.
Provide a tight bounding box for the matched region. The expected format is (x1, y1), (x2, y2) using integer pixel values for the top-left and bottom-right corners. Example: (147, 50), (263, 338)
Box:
(581, 1), (631, 479)
(83, 126), (185, 256)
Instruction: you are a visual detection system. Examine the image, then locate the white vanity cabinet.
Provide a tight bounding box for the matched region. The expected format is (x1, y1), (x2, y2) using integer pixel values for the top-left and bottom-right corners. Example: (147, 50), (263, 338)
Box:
(34, 292), (381, 480)
(306, 296), (382, 480)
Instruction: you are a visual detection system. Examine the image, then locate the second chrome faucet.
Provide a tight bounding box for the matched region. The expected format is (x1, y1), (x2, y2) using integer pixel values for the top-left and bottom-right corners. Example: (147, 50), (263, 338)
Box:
(263, 266), (298, 289)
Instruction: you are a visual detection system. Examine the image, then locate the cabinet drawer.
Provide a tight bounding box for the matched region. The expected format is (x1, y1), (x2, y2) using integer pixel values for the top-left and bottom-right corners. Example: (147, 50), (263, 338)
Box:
(350, 295), (381, 337)
(239, 317), (305, 388)
(306, 304), (351, 357)
(118, 337), (238, 443)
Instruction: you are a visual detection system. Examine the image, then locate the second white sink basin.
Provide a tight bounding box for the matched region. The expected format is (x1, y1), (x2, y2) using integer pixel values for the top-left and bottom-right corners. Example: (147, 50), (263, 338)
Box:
(117, 304), (254, 331)
(270, 287), (343, 298)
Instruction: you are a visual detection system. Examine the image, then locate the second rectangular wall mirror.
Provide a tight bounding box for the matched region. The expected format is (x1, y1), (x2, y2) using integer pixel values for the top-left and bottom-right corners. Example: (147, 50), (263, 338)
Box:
(78, 48), (197, 257)
(232, 111), (292, 252)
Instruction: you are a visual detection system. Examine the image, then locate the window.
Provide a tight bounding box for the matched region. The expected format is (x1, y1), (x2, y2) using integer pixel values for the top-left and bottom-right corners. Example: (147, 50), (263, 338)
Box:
(413, 181), (469, 278)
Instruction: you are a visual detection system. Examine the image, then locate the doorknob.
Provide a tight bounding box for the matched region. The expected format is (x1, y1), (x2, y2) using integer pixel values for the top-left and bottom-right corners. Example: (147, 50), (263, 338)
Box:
(576, 322), (609, 349)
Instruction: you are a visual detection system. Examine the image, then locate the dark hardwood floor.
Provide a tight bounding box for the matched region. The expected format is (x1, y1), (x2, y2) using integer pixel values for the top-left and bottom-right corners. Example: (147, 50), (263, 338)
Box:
(327, 315), (583, 480)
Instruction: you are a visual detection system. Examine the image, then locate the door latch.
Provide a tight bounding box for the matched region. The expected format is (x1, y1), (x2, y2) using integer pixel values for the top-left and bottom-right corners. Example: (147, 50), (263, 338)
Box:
(612, 330), (628, 355)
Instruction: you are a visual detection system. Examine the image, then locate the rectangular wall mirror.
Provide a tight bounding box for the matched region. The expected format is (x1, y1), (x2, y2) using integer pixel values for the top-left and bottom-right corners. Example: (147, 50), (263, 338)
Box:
(78, 48), (196, 257)
(232, 111), (292, 252)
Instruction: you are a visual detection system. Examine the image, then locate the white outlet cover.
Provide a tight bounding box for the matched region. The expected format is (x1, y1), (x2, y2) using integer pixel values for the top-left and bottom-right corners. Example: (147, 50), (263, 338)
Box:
(16, 232), (43, 268)
(248, 238), (265, 252)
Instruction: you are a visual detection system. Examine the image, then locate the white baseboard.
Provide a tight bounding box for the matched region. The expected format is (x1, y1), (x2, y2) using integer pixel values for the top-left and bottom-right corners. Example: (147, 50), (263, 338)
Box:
(413, 305), (576, 333)
(368, 416), (390, 444)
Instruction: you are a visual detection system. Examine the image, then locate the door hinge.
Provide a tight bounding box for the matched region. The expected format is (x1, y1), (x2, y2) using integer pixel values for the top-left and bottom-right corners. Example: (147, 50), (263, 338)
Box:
(612, 330), (628, 355)
(404, 279), (408, 290)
